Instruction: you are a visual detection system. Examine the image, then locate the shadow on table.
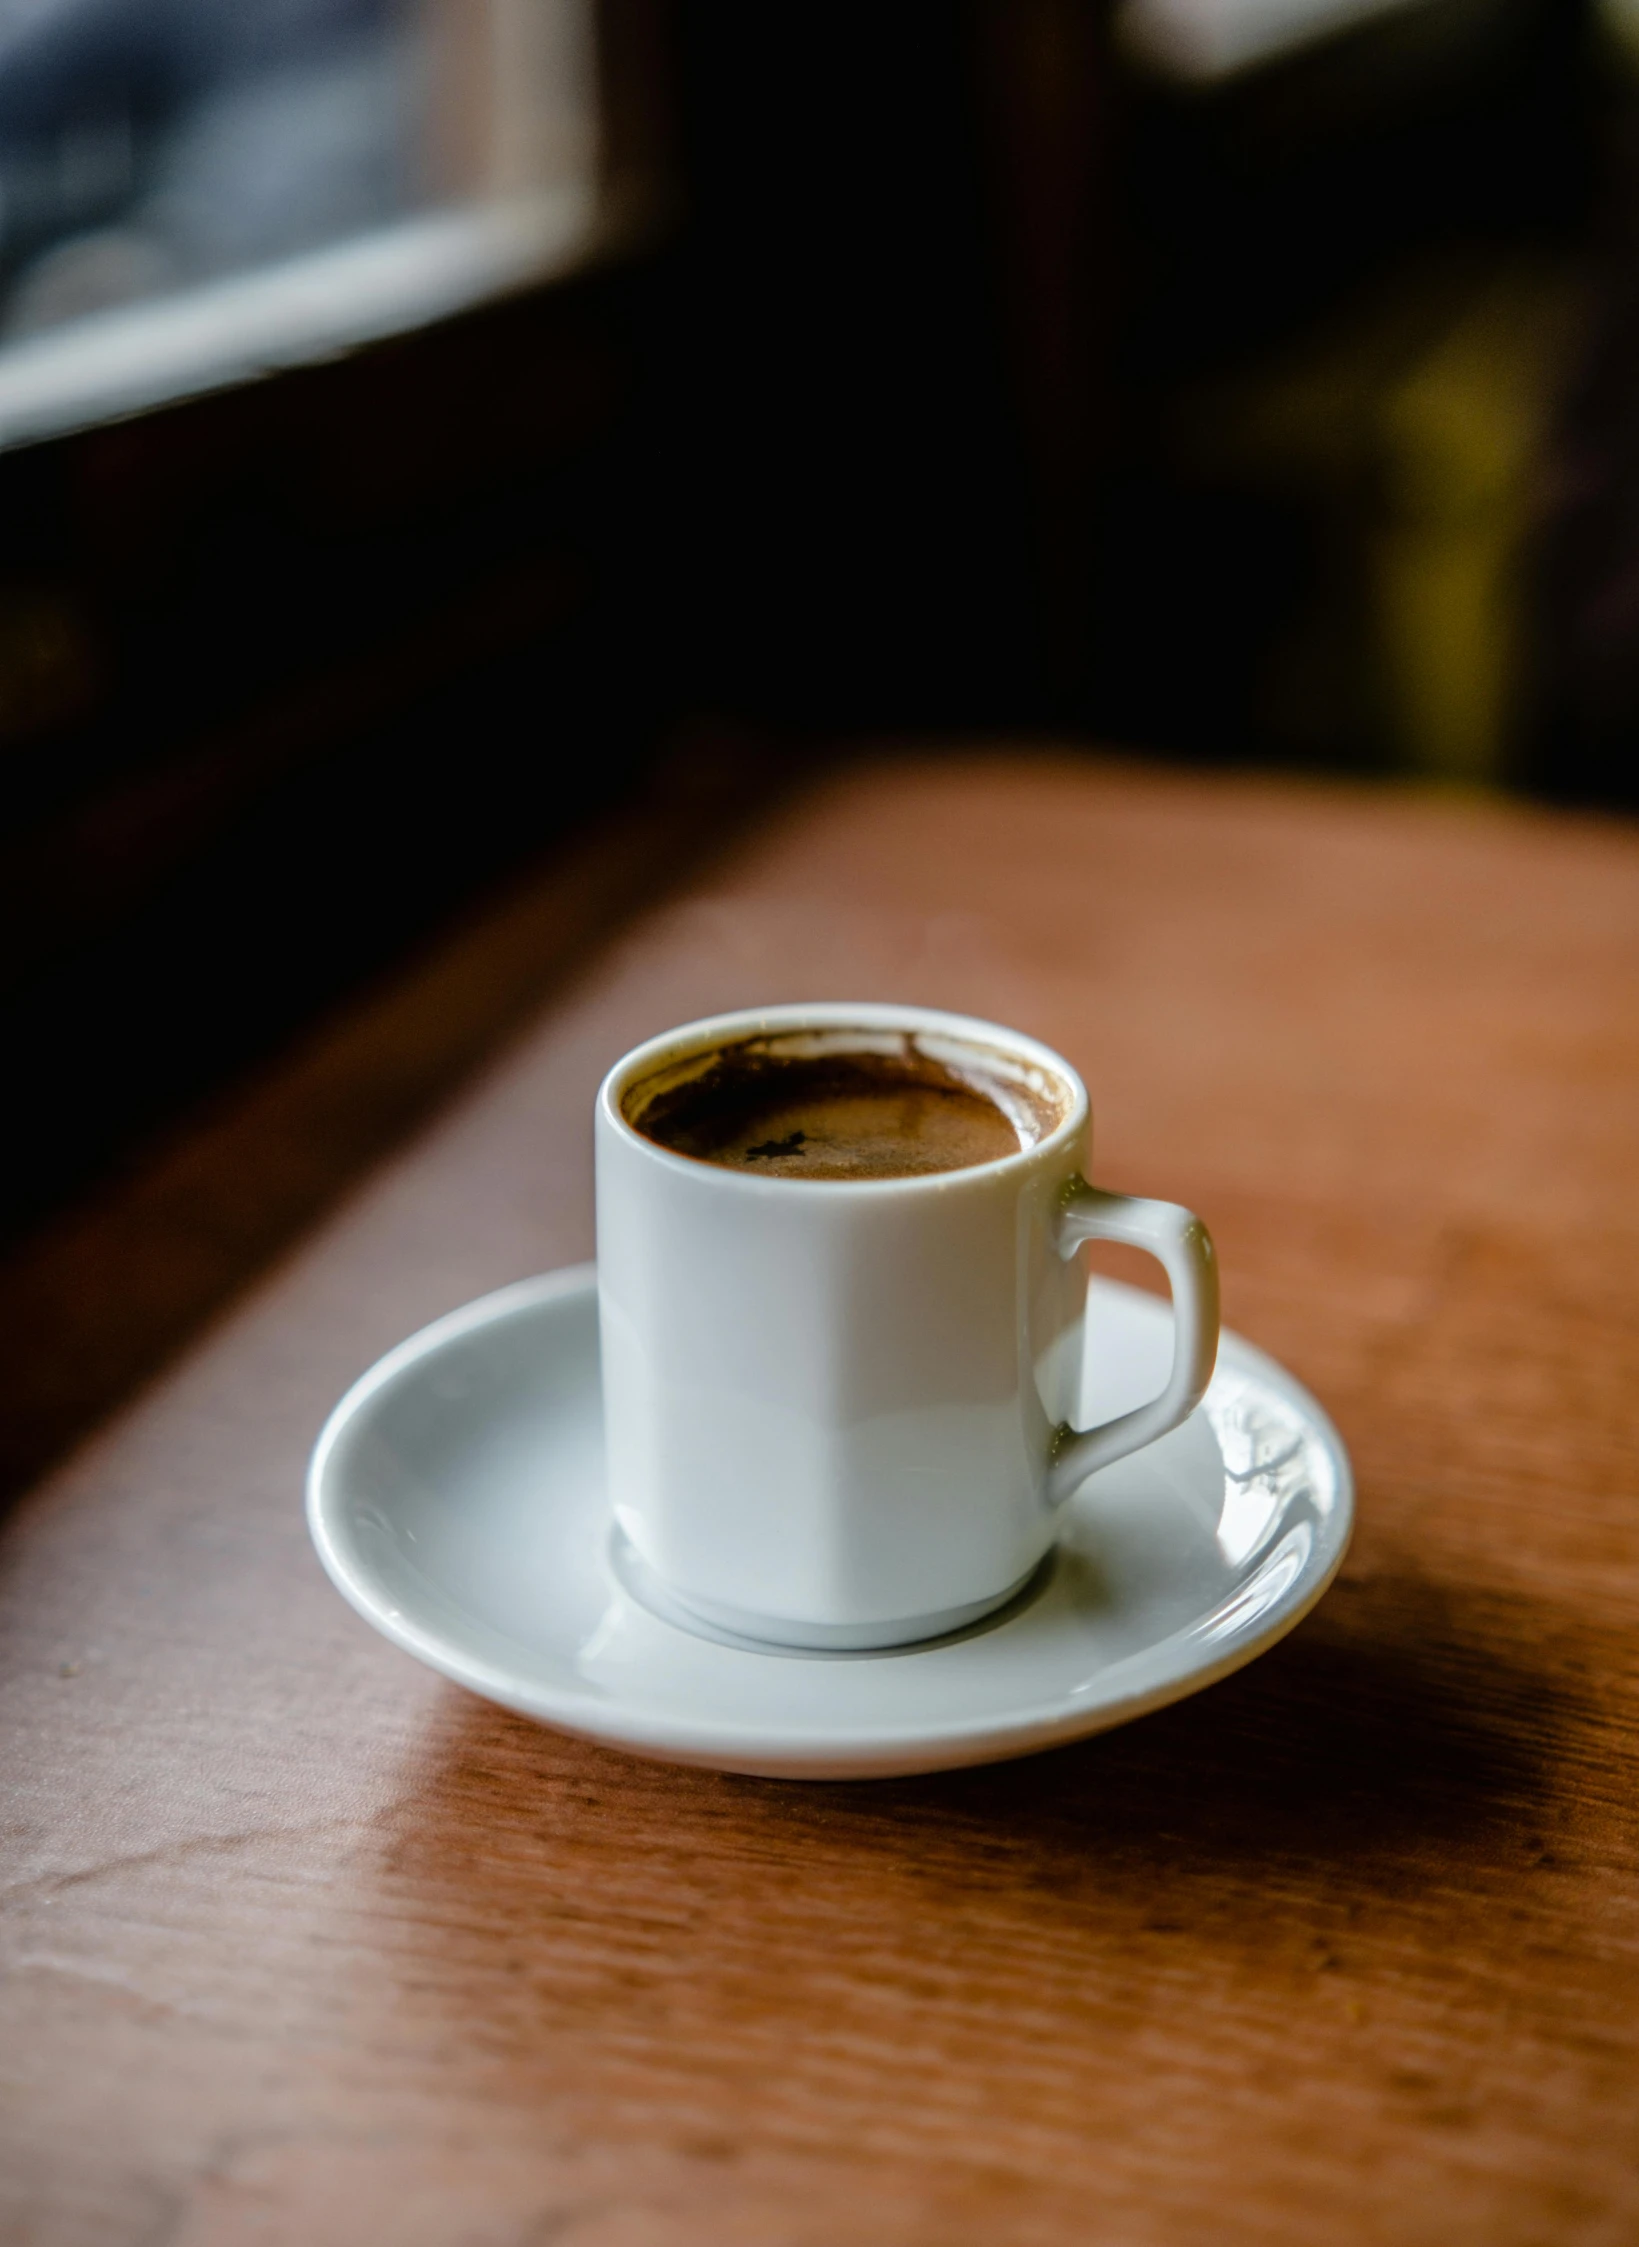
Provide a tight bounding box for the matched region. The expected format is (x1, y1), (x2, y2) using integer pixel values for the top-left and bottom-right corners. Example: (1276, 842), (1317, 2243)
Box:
(357, 1562), (1585, 2111)
(915, 1567), (1572, 1876)
(385, 1560), (1576, 1909)
(335, 1552), (1596, 2167)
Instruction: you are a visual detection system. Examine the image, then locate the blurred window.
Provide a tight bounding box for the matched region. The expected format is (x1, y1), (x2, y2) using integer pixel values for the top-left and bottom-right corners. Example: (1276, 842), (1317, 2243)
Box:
(0, 0), (599, 446)
(1117, 0), (1432, 78)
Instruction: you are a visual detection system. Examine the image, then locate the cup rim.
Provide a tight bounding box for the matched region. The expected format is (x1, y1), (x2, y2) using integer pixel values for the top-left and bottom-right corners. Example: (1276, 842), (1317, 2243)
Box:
(597, 1002), (1089, 1194)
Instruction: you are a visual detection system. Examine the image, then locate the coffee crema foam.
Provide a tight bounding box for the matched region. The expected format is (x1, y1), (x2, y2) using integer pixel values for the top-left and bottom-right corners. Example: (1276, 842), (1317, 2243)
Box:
(625, 1033), (1065, 1181)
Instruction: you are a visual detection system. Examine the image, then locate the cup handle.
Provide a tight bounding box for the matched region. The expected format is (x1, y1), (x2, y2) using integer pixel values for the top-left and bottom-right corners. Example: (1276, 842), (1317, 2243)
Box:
(1047, 1181), (1220, 1506)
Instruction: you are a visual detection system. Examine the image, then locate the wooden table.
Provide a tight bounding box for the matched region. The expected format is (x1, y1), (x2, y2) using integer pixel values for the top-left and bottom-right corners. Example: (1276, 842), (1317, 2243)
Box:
(4, 754), (1638, 2246)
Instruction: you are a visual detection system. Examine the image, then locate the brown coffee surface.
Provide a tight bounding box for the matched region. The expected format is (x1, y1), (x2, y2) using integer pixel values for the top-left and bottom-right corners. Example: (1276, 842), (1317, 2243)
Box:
(629, 1044), (1040, 1179)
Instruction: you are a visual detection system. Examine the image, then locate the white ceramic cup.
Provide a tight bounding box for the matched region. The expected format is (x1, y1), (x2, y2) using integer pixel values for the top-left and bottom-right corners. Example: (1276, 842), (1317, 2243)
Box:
(595, 1003), (1219, 1650)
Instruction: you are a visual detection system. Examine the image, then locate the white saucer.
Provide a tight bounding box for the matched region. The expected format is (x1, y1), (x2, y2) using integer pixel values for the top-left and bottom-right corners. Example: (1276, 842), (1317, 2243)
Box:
(307, 1266), (1353, 1779)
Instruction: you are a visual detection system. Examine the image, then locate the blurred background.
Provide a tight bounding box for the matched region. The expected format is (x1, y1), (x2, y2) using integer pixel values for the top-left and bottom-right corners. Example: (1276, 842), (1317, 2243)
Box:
(1, 0), (1634, 1259)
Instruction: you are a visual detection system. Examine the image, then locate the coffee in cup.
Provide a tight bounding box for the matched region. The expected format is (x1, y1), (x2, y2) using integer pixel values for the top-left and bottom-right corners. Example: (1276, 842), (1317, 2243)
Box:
(623, 1033), (1064, 1181)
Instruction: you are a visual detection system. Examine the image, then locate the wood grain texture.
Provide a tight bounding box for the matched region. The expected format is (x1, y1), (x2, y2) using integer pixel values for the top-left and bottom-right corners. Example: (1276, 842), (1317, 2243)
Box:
(3, 753), (1638, 2246)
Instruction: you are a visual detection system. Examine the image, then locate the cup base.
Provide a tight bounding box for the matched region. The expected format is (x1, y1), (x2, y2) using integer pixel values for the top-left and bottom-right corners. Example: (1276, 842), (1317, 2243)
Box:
(609, 1525), (1044, 1656)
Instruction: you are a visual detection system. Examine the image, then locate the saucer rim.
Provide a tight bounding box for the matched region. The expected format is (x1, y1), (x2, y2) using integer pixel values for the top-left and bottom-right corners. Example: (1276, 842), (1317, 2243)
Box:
(307, 1263), (1354, 1779)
